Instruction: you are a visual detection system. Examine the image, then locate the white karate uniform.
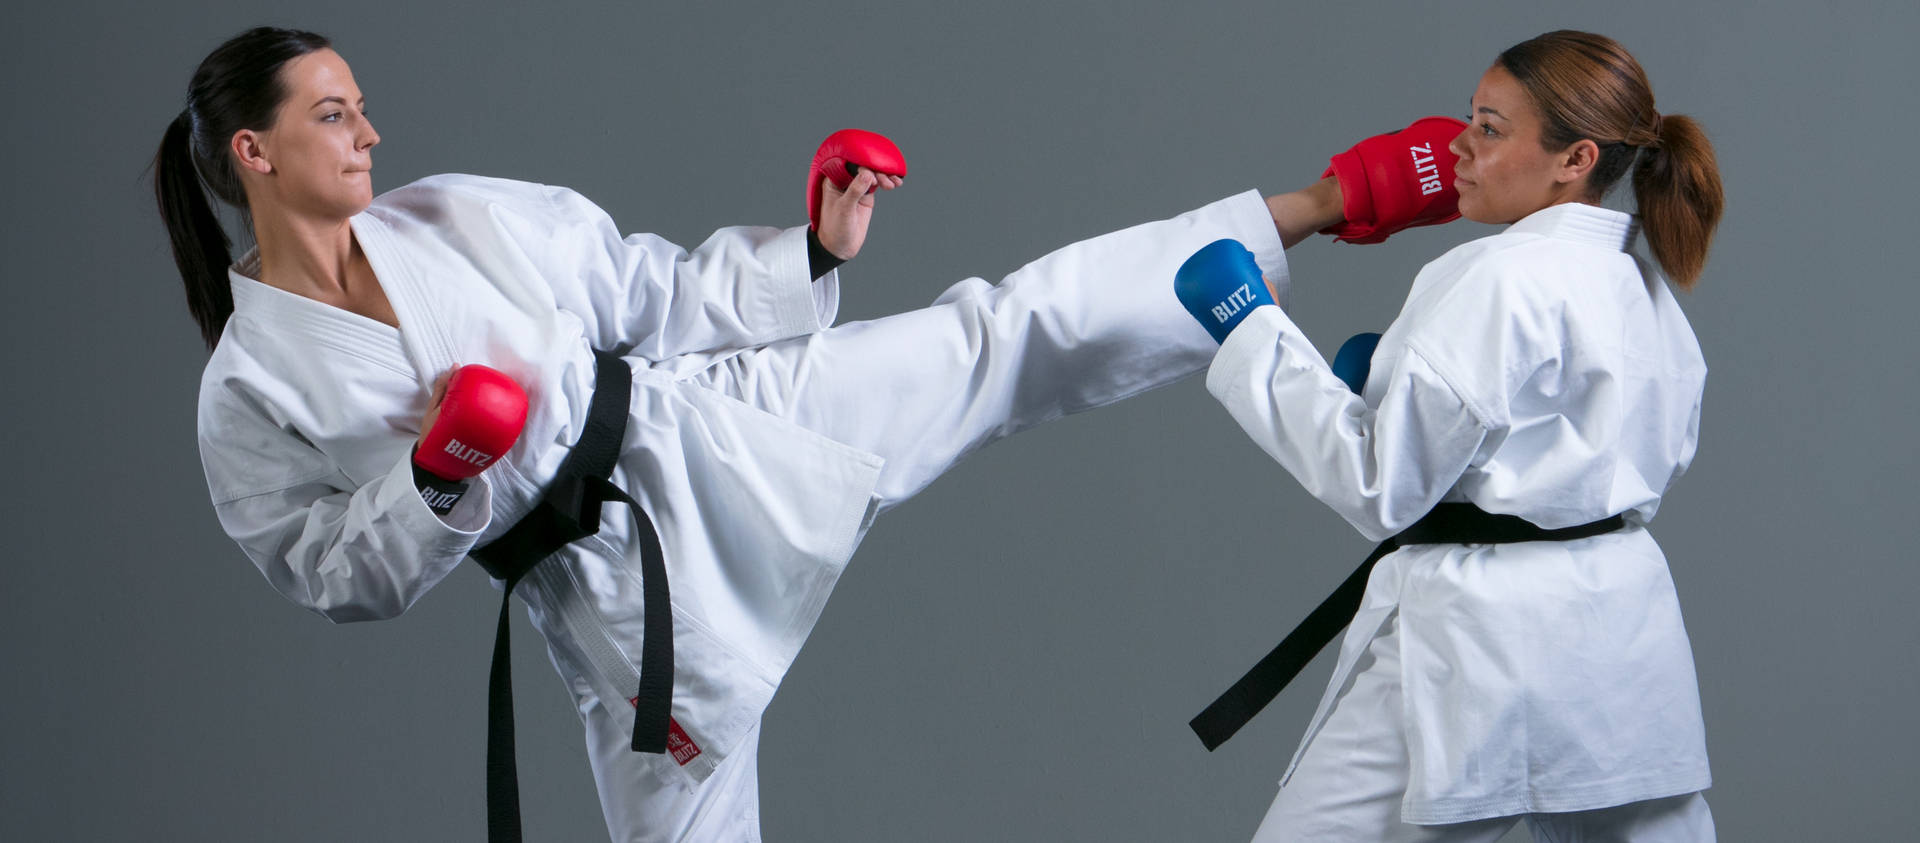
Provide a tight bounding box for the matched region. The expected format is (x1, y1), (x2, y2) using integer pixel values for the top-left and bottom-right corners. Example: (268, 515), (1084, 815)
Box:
(1203, 203), (1713, 839)
(195, 174), (1288, 842)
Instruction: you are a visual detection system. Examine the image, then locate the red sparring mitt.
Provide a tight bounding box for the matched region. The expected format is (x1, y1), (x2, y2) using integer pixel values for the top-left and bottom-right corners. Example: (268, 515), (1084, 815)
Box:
(807, 129), (907, 230)
(1320, 116), (1467, 244)
(414, 365), (528, 514)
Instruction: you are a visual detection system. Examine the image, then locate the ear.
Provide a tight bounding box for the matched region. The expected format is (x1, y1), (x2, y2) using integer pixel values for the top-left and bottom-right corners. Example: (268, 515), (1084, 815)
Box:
(231, 128), (272, 175)
(1556, 138), (1600, 186)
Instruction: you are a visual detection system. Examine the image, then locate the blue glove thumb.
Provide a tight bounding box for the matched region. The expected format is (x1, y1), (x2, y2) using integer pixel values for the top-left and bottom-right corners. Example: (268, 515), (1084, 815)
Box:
(1175, 239), (1275, 344)
(1331, 332), (1382, 395)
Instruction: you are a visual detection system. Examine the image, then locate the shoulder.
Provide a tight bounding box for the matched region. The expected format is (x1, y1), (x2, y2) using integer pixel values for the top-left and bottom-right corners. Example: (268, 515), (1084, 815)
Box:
(196, 326), (299, 445)
(196, 337), (335, 502)
(1404, 232), (1556, 330)
(1428, 228), (1584, 284)
(367, 173), (611, 232)
(368, 173), (558, 217)
(1412, 227), (1645, 333)
(1393, 233), (1599, 415)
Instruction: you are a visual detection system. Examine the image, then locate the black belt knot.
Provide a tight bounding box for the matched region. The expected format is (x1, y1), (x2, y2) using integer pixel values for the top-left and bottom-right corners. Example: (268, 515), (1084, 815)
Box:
(468, 349), (673, 843)
(1188, 502), (1625, 752)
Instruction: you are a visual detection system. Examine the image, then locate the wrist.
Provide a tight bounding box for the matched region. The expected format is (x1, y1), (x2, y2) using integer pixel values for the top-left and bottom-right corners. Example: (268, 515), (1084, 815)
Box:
(411, 451), (470, 516)
(805, 227), (847, 280)
(1307, 175), (1345, 228)
(1267, 181), (1346, 250)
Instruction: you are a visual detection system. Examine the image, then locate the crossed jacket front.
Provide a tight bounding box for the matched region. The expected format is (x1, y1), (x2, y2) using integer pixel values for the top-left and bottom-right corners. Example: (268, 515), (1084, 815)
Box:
(197, 174), (882, 788)
(1207, 203), (1712, 822)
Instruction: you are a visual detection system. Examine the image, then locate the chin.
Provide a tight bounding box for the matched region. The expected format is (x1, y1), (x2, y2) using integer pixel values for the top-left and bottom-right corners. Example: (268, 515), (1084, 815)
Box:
(1456, 195), (1492, 224)
(309, 193), (372, 222)
(338, 183), (375, 215)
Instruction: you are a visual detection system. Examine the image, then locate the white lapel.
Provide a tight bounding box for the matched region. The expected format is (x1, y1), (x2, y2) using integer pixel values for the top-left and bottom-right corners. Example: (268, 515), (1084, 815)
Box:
(227, 247), (411, 378)
(349, 211), (458, 384)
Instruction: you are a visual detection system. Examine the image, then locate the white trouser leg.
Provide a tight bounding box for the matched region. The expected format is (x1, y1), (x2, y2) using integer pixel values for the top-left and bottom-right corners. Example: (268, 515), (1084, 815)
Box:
(1525, 792), (1715, 842)
(1250, 613), (1517, 843)
(616, 192), (1280, 841)
(689, 191), (1286, 512)
(1251, 612), (1715, 843)
(582, 693), (765, 843)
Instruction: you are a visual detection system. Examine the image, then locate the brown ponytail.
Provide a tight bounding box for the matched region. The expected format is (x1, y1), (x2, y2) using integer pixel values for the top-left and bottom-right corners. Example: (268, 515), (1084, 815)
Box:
(1631, 113), (1723, 289)
(150, 27), (331, 349)
(1497, 30), (1725, 289)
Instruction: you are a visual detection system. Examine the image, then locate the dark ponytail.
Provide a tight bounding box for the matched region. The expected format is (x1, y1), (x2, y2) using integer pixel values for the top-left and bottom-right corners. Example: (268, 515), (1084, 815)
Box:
(1497, 31), (1724, 289)
(154, 110), (234, 349)
(151, 26), (331, 349)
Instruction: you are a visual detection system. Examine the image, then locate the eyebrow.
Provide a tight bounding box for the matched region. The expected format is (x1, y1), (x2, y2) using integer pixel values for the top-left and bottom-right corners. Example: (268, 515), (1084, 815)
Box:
(1468, 100), (1508, 121)
(309, 96), (365, 109)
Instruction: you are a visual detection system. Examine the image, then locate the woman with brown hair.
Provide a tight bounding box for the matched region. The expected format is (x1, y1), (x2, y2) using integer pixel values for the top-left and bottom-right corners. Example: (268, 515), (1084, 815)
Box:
(1177, 30), (1724, 841)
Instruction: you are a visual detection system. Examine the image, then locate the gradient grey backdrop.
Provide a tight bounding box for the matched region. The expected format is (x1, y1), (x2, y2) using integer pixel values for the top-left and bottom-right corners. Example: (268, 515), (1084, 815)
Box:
(5, 1), (1916, 840)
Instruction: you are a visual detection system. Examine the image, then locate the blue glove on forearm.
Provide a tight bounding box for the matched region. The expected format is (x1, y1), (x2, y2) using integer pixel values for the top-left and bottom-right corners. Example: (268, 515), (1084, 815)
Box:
(1175, 239), (1274, 344)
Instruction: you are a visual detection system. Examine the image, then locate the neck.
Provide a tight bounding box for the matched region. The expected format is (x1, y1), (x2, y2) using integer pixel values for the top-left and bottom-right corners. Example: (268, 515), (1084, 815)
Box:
(251, 201), (359, 297)
(1539, 179), (1597, 213)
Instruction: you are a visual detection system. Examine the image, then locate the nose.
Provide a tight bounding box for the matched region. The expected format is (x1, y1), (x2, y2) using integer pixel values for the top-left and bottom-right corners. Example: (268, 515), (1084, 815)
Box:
(1447, 126), (1468, 160)
(358, 113), (381, 151)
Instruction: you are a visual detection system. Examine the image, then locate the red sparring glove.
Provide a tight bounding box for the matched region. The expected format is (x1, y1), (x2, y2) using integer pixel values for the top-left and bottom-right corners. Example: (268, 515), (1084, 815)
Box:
(1320, 116), (1467, 244)
(807, 128), (907, 231)
(413, 365), (528, 514)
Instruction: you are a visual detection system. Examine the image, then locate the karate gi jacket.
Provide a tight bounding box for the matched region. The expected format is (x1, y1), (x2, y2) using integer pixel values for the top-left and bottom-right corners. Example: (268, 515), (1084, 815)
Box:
(196, 173), (1289, 805)
(198, 174), (883, 789)
(1207, 203), (1712, 822)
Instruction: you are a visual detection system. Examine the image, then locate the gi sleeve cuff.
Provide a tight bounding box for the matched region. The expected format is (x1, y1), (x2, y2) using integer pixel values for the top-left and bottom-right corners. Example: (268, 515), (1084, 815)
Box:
(384, 452), (492, 545)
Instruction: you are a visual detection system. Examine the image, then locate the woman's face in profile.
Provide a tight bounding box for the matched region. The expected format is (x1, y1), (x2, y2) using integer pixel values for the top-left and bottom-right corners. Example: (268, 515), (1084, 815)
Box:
(238, 48), (381, 219)
(1448, 64), (1582, 225)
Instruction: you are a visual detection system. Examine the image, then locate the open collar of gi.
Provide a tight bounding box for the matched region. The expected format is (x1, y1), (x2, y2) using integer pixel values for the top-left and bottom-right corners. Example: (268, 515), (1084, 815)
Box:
(222, 212), (452, 384)
(1506, 202), (1638, 253)
(345, 210), (461, 378)
(226, 245), (411, 371)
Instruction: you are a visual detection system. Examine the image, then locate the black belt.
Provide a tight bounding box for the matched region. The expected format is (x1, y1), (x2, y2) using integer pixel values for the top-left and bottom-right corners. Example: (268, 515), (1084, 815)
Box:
(468, 349), (673, 843)
(1188, 502), (1625, 751)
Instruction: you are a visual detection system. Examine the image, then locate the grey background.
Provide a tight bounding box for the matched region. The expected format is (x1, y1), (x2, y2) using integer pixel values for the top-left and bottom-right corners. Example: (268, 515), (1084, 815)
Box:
(4, 0), (1916, 840)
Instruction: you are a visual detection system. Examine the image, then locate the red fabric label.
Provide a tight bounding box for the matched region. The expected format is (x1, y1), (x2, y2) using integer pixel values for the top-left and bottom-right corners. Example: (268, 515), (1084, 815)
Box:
(630, 698), (702, 766)
(666, 718), (702, 766)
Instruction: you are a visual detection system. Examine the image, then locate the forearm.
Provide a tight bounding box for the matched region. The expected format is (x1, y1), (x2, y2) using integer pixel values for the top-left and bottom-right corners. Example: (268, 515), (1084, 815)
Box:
(539, 185), (830, 357)
(1205, 308), (1488, 541)
(1266, 176), (1345, 249)
(220, 455), (490, 622)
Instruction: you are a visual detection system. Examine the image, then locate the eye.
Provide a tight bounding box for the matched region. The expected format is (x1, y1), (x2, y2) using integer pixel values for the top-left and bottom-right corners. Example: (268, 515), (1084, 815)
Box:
(1479, 121), (1498, 137)
(322, 111), (343, 122)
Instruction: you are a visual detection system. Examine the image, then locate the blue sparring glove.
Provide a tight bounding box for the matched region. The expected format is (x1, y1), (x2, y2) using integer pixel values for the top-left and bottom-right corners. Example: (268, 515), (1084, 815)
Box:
(1175, 239), (1275, 344)
(1330, 331), (1382, 395)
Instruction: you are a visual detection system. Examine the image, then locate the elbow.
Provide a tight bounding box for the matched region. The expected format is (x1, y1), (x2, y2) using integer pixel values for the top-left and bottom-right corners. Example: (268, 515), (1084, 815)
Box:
(308, 599), (405, 625)
(1333, 497), (1403, 544)
(1320, 461), (1435, 543)
(294, 570), (415, 624)
(1330, 477), (1462, 544)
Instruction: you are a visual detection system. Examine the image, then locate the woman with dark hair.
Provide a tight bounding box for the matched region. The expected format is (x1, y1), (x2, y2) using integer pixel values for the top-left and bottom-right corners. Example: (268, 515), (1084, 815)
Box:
(1175, 30), (1723, 842)
(156, 26), (1333, 843)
